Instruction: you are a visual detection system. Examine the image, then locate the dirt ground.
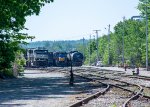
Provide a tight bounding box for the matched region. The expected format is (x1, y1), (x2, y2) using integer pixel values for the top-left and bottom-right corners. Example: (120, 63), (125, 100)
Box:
(0, 69), (102, 107)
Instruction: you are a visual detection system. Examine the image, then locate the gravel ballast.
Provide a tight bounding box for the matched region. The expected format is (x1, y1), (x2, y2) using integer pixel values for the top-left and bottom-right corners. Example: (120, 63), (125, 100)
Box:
(0, 69), (104, 107)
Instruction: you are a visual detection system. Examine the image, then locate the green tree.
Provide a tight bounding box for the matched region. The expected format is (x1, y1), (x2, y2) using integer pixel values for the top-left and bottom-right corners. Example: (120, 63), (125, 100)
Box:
(114, 19), (145, 66)
(138, 0), (150, 18)
(0, 0), (53, 78)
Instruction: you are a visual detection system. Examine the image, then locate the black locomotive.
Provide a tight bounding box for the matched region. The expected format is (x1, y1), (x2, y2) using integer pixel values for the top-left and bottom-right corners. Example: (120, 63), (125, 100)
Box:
(53, 52), (68, 67)
(48, 52), (53, 66)
(25, 48), (84, 67)
(67, 51), (84, 66)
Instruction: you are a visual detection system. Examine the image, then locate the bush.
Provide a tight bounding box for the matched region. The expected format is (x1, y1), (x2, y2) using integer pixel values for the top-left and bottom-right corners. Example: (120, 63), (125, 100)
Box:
(2, 68), (14, 78)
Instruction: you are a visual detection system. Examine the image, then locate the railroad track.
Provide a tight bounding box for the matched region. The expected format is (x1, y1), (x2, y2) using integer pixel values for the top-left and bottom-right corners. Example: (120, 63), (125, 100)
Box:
(70, 73), (142, 107)
(68, 73), (132, 107)
(25, 67), (150, 106)
(124, 75), (150, 81)
(70, 67), (150, 107)
(63, 67), (150, 99)
(69, 77), (110, 107)
(26, 67), (150, 96)
(76, 67), (150, 96)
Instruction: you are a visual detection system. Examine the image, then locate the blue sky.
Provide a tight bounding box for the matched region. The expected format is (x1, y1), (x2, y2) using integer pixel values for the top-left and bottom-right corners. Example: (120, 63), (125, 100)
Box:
(24, 0), (140, 41)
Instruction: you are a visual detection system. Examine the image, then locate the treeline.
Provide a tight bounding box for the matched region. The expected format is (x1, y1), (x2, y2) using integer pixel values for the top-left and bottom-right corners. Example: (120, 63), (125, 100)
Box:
(84, 19), (147, 67)
(24, 39), (88, 52)
(83, 0), (150, 67)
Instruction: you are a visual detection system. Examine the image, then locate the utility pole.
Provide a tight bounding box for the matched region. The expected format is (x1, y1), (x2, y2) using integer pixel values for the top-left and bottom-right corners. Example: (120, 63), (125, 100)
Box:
(122, 16), (125, 67)
(108, 24), (110, 65)
(89, 35), (91, 65)
(145, 1), (149, 71)
(93, 30), (101, 62)
(83, 37), (85, 60)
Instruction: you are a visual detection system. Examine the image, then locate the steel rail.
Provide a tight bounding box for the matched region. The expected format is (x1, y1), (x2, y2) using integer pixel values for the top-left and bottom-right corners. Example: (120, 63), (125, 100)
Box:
(69, 84), (110, 107)
(73, 72), (145, 107)
(61, 73), (110, 107)
(122, 85), (143, 107)
(124, 75), (150, 81)
(69, 73), (139, 107)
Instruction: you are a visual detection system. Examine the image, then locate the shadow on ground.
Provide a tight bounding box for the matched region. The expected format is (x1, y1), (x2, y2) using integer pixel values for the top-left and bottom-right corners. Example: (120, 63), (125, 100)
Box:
(0, 72), (106, 105)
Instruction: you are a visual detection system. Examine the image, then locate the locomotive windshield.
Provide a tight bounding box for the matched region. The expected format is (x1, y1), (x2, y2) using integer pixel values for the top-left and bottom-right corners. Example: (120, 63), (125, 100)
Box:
(59, 53), (67, 57)
(35, 50), (48, 54)
(29, 50), (33, 54)
(34, 50), (48, 59)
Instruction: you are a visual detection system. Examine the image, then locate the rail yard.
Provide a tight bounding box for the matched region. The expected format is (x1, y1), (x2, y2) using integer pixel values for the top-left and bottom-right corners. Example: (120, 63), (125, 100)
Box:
(0, 66), (150, 107)
(1, 0), (150, 107)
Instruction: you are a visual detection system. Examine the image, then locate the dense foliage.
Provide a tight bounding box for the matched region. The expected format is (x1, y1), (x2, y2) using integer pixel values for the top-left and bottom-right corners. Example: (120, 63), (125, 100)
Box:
(0, 0), (53, 78)
(84, 0), (149, 67)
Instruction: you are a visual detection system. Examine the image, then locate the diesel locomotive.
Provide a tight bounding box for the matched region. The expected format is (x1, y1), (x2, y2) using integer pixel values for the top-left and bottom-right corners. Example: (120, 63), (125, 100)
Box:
(34, 49), (49, 67)
(25, 48), (84, 67)
(67, 51), (84, 66)
(53, 52), (68, 67)
(25, 48), (49, 67)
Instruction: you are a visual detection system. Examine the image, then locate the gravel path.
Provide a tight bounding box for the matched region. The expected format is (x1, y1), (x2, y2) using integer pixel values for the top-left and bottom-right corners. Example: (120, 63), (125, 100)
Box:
(0, 69), (104, 107)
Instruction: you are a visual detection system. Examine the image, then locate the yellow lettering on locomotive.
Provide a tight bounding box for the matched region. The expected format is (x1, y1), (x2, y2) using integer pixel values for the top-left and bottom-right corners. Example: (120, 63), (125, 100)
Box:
(59, 57), (65, 61)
